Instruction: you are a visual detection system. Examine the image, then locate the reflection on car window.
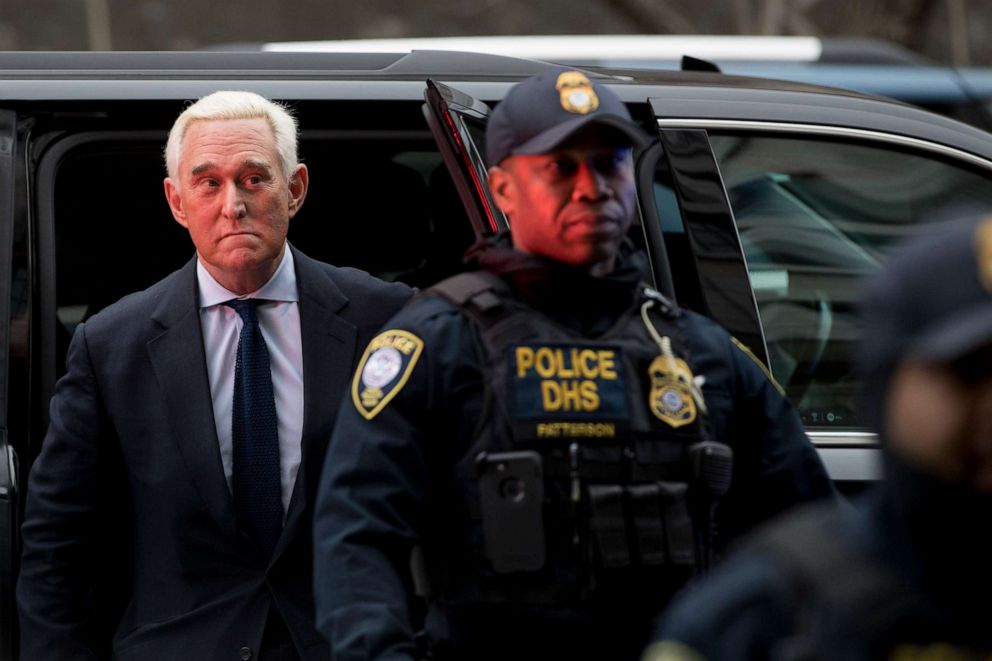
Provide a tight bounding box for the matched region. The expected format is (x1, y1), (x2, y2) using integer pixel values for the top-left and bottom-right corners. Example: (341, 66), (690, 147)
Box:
(710, 134), (992, 428)
(650, 155), (706, 314)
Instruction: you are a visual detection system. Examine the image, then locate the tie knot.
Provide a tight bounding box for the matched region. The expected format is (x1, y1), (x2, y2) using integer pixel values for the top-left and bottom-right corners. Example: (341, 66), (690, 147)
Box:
(225, 298), (260, 325)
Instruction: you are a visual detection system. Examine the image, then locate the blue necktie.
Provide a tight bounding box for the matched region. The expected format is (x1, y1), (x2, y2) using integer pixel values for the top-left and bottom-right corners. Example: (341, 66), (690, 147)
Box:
(226, 299), (283, 556)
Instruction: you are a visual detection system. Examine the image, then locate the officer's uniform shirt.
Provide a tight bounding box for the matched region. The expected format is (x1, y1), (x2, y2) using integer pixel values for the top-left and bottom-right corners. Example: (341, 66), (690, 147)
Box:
(313, 241), (835, 661)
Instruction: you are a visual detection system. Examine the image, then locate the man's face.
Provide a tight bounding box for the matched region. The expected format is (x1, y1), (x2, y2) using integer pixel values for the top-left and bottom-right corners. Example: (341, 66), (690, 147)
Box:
(488, 126), (637, 275)
(164, 117), (307, 293)
(885, 349), (992, 493)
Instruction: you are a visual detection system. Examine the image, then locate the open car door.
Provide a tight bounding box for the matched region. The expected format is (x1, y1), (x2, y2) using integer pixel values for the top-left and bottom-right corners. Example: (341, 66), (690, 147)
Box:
(422, 79), (505, 238)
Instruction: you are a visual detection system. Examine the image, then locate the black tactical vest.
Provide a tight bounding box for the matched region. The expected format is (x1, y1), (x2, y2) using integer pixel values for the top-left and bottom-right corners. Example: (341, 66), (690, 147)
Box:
(425, 271), (731, 607)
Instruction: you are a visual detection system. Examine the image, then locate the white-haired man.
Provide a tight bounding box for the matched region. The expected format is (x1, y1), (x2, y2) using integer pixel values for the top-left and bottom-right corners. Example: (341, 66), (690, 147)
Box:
(17, 91), (413, 661)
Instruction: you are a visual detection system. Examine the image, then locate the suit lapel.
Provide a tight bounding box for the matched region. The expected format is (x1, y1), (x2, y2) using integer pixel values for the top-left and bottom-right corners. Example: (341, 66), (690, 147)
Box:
(276, 246), (357, 556)
(146, 258), (238, 539)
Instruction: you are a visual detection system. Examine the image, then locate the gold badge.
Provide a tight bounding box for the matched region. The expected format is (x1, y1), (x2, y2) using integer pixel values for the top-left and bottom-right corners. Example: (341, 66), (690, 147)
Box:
(648, 355), (697, 428)
(975, 216), (992, 292)
(351, 329), (424, 421)
(556, 71), (599, 115)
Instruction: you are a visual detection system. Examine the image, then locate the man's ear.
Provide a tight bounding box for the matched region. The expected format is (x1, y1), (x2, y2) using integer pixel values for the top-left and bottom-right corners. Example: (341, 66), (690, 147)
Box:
(163, 177), (188, 229)
(287, 164), (309, 219)
(487, 165), (515, 217)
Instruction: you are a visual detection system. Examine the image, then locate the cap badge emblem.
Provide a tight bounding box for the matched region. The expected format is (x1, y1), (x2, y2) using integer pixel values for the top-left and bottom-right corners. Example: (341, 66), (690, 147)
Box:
(556, 71), (599, 115)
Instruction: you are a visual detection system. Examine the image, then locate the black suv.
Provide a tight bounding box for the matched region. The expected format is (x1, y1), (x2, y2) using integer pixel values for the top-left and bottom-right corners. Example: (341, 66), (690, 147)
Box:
(4, 49), (992, 659)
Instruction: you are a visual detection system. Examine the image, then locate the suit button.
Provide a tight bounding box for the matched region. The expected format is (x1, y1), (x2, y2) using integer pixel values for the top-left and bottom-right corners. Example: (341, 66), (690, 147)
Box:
(239, 646), (253, 660)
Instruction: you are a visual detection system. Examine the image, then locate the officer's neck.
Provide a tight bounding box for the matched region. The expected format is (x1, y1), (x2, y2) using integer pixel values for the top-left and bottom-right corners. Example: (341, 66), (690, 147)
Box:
(515, 250), (616, 277)
(586, 257), (616, 277)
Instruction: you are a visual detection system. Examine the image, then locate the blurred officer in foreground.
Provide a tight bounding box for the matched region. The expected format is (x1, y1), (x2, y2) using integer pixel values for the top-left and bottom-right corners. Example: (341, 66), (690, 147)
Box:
(646, 217), (992, 661)
(313, 68), (834, 661)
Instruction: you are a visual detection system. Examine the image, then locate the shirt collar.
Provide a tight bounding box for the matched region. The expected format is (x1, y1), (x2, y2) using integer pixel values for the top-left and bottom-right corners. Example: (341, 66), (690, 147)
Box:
(197, 244), (299, 308)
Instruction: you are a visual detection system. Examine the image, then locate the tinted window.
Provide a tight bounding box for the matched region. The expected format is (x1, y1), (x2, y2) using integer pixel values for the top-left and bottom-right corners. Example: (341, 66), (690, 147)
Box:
(710, 134), (992, 428)
(49, 135), (472, 380)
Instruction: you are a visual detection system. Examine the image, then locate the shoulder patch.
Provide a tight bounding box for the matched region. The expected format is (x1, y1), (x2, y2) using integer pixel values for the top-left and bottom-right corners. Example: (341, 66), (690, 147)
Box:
(351, 329), (424, 420)
(730, 336), (786, 396)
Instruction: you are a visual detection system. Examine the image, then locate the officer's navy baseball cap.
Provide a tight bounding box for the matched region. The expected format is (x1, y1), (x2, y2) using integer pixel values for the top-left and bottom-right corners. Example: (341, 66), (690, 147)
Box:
(485, 68), (649, 167)
(860, 216), (992, 373)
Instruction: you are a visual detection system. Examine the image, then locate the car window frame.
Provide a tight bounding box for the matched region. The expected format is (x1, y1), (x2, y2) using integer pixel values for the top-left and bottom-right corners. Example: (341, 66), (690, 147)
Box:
(35, 131), (169, 435)
(422, 79), (503, 238)
(0, 107), (17, 661)
(651, 114), (992, 456)
(650, 127), (768, 363)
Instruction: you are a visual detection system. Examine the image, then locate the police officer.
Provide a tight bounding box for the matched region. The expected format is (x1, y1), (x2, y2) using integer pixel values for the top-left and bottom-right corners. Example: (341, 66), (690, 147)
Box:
(645, 217), (992, 661)
(313, 68), (835, 661)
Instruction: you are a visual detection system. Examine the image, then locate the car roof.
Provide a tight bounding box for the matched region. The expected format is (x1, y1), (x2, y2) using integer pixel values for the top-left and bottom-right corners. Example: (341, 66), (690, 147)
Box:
(0, 49), (919, 99)
(0, 49), (987, 159)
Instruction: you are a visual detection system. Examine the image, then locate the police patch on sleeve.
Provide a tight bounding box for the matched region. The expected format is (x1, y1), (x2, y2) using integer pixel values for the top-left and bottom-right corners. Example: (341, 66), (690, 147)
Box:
(351, 329), (424, 421)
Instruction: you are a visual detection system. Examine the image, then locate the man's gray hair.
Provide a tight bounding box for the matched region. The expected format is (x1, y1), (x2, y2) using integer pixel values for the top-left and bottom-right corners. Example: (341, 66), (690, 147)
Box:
(164, 90), (299, 182)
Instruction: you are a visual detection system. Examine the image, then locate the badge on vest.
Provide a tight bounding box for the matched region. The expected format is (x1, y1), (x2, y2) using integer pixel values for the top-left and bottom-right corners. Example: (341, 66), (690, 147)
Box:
(648, 355), (697, 428)
(351, 329), (424, 421)
(510, 343), (629, 439)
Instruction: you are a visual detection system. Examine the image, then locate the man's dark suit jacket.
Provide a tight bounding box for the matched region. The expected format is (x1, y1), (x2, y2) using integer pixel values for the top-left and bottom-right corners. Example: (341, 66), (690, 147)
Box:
(16, 245), (414, 661)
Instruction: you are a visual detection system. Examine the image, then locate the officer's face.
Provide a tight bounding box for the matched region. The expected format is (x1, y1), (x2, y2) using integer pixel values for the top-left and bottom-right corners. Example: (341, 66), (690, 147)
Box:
(885, 351), (992, 493)
(488, 126), (636, 275)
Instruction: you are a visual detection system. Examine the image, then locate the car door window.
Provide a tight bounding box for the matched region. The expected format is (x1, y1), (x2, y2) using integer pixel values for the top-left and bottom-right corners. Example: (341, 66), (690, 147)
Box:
(709, 134), (992, 428)
(42, 128), (473, 397)
(642, 129), (767, 359)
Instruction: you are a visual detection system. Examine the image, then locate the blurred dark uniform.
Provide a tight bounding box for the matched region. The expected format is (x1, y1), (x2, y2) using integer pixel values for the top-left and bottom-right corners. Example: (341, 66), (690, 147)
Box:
(313, 68), (834, 661)
(647, 218), (992, 661)
(314, 236), (834, 660)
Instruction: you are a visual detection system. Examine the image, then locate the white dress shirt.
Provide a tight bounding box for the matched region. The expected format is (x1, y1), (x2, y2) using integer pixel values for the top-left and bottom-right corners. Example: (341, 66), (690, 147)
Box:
(197, 246), (304, 516)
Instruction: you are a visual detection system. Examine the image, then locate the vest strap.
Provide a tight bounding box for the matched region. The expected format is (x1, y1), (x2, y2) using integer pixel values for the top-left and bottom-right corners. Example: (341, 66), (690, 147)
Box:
(427, 270), (508, 316)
